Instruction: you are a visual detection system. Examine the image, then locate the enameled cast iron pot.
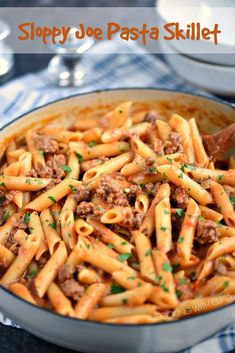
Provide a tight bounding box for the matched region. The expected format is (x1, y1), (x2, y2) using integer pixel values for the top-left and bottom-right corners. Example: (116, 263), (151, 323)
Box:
(0, 89), (235, 353)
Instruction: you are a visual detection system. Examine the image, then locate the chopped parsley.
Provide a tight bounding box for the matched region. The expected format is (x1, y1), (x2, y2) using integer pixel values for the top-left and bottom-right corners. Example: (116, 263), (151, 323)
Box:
(24, 212), (31, 223)
(176, 289), (183, 299)
(164, 209), (170, 215)
(110, 282), (125, 294)
(162, 263), (172, 272)
(179, 278), (187, 285)
(160, 225), (167, 232)
(107, 243), (114, 249)
(127, 276), (136, 280)
(148, 167), (156, 173)
(224, 281), (230, 288)
(155, 275), (162, 284)
(178, 173), (184, 179)
(117, 252), (133, 262)
(217, 174), (224, 182)
(0, 182), (6, 188)
(162, 172), (168, 180)
(122, 298), (128, 305)
(178, 236), (184, 244)
(88, 141), (97, 148)
(197, 215), (204, 222)
(230, 196), (235, 208)
(49, 222), (57, 230)
(175, 208), (185, 218)
(160, 282), (169, 293)
(25, 178), (32, 185)
(48, 195), (56, 203)
(3, 211), (10, 223)
(75, 152), (83, 163)
(39, 149), (44, 156)
(26, 270), (37, 280)
(217, 220), (223, 228)
(120, 241), (127, 246)
(69, 184), (76, 192)
(167, 157), (173, 164)
(145, 249), (151, 257)
(180, 164), (195, 172)
(139, 183), (145, 189)
(62, 165), (71, 174)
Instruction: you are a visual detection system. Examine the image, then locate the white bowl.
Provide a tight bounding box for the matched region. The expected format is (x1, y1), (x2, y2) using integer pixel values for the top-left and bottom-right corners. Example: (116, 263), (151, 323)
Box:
(157, 0), (235, 66)
(160, 39), (235, 96)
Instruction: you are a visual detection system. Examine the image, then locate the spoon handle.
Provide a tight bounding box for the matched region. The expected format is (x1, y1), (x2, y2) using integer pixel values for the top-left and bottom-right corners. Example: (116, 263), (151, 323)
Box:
(203, 122), (235, 160)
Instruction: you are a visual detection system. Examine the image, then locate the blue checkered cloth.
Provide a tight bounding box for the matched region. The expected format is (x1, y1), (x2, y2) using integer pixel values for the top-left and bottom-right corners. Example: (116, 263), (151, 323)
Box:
(0, 38), (235, 353)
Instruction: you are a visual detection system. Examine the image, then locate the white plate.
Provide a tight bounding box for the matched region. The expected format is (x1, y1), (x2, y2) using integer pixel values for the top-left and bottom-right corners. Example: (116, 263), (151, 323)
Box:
(157, 0), (235, 66)
(160, 39), (235, 96)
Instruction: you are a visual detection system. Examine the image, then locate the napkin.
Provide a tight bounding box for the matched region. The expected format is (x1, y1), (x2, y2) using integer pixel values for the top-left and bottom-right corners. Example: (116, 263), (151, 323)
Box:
(0, 38), (234, 353)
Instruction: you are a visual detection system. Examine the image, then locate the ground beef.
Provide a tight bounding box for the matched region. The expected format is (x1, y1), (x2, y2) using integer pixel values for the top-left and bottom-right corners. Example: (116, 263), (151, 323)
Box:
(13, 215), (28, 230)
(58, 264), (84, 301)
(38, 252), (50, 269)
(145, 157), (155, 168)
(58, 264), (75, 282)
(0, 190), (14, 207)
(124, 185), (142, 204)
(165, 132), (183, 154)
(144, 182), (160, 197)
(144, 158), (157, 176)
(34, 133), (58, 153)
(196, 219), (219, 245)
(59, 279), (85, 301)
(74, 184), (91, 203)
(29, 154), (66, 182)
(4, 215), (28, 253)
(144, 111), (157, 126)
(96, 174), (129, 207)
(122, 210), (144, 230)
(172, 186), (189, 209)
(3, 235), (19, 255)
(0, 191), (15, 224)
(76, 202), (104, 219)
(175, 280), (193, 301)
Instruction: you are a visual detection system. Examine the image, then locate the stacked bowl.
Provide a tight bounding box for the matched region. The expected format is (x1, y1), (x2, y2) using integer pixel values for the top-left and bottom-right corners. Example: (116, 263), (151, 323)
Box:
(156, 0), (235, 96)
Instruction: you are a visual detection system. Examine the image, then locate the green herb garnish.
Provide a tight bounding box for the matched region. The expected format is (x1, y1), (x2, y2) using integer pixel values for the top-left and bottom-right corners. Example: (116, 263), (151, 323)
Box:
(110, 282), (125, 294)
(24, 212), (30, 223)
(48, 195), (56, 203)
(49, 222), (57, 230)
(162, 263), (172, 272)
(175, 208), (185, 218)
(88, 141), (97, 148)
(62, 165), (71, 174)
(117, 252), (133, 262)
(75, 152), (83, 163)
(145, 249), (151, 256)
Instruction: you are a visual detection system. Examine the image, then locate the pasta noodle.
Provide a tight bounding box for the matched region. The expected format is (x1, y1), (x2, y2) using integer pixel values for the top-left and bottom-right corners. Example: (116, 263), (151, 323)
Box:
(0, 101), (234, 324)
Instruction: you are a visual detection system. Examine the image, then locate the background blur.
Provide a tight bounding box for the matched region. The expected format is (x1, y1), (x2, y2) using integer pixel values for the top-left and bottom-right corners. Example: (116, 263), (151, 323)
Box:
(0, 0), (155, 79)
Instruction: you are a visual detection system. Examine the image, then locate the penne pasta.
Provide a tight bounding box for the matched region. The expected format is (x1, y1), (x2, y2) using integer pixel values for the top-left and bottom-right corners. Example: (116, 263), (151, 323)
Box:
(34, 241), (67, 298)
(0, 101), (234, 324)
(157, 165), (213, 205)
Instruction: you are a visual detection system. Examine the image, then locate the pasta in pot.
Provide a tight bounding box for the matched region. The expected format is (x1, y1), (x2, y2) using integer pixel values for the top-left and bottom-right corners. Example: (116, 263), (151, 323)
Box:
(0, 100), (235, 325)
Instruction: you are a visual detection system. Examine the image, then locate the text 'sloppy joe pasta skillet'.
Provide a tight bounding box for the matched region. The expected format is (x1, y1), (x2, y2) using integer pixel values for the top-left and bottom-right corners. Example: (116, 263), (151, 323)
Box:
(0, 88), (235, 353)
